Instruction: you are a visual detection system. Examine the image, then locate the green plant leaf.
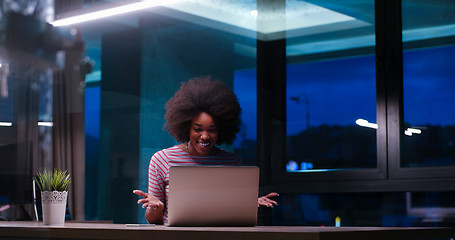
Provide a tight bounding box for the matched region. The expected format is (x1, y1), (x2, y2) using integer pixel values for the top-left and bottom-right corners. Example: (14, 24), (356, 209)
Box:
(35, 169), (71, 191)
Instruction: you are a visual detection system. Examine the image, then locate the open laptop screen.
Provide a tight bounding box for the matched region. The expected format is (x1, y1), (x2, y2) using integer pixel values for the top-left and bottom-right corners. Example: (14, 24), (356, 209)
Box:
(167, 166), (259, 227)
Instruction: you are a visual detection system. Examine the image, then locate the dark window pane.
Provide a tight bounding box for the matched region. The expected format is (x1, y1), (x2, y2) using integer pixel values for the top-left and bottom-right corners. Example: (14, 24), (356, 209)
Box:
(234, 69), (257, 166)
(286, 56), (376, 172)
(401, 0), (455, 168)
(285, 0), (376, 172)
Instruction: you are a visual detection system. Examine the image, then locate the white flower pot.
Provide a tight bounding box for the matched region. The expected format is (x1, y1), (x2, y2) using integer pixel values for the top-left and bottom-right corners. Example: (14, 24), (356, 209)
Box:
(41, 191), (68, 225)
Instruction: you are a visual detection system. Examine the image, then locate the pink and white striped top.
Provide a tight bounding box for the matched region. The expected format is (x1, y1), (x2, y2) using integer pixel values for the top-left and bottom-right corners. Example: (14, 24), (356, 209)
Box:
(148, 145), (242, 224)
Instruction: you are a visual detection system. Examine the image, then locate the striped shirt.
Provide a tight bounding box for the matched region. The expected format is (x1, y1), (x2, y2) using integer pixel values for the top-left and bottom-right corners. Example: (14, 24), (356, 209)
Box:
(148, 145), (242, 224)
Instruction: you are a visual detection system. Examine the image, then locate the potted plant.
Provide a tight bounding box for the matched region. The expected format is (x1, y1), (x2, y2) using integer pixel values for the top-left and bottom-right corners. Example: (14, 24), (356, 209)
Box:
(35, 169), (71, 225)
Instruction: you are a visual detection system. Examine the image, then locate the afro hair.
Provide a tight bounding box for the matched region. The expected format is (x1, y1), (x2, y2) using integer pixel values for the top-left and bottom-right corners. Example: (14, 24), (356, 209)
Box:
(164, 76), (242, 145)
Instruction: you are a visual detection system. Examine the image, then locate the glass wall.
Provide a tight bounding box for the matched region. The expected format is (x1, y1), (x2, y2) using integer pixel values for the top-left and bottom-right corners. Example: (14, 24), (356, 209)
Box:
(80, 0), (257, 223)
(285, 1), (376, 172)
(0, 52), (55, 218)
(273, 0), (455, 227)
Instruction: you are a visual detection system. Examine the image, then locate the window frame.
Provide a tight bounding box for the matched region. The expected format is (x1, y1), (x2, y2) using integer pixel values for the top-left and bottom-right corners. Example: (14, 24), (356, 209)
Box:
(260, 0), (455, 194)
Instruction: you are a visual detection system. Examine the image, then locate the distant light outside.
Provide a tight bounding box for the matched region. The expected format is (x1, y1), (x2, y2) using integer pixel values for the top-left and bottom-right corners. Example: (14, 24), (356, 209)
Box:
(355, 119), (423, 136)
(404, 128), (422, 136)
(407, 128), (422, 134)
(355, 118), (378, 129)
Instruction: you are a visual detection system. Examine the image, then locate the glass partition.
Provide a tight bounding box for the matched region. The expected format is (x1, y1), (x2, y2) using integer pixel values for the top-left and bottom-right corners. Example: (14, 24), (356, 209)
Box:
(79, 0), (258, 223)
(0, 2), (57, 218)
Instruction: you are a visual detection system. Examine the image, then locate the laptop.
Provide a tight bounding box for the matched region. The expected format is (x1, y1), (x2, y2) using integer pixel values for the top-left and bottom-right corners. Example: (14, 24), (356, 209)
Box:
(167, 166), (259, 227)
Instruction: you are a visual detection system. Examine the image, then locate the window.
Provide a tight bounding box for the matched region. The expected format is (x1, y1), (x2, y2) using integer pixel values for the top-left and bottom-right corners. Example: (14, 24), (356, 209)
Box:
(401, 0), (455, 169)
(271, 0), (455, 190)
(280, 0), (383, 182)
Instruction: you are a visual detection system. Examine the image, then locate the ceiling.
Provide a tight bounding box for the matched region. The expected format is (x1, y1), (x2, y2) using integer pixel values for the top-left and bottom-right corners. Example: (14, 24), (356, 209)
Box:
(72, 0), (455, 47)
(65, 0), (455, 81)
(75, 0), (372, 41)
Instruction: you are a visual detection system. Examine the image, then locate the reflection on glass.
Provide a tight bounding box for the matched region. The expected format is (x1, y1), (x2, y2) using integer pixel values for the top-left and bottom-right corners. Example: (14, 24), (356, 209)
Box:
(401, 0), (455, 168)
(407, 192), (455, 221)
(275, 191), (455, 227)
(0, 64), (12, 123)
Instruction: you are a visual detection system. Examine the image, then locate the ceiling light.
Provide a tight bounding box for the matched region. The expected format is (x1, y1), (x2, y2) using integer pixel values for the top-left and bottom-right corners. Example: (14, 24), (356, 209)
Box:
(51, 0), (183, 27)
(250, 10), (258, 17)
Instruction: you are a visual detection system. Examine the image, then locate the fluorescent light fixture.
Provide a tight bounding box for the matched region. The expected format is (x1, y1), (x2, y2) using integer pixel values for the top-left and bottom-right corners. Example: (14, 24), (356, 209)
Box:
(0, 122), (12, 127)
(355, 118), (378, 129)
(51, 0), (183, 27)
(38, 122), (54, 127)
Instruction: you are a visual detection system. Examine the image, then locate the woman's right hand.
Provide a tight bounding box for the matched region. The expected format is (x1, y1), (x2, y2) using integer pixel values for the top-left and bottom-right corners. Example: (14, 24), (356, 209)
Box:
(133, 189), (164, 224)
(133, 189), (164, 210)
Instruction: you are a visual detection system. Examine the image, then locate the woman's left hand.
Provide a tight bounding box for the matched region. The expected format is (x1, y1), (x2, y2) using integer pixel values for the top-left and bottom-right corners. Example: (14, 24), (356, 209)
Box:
(258, 192), (279, 207)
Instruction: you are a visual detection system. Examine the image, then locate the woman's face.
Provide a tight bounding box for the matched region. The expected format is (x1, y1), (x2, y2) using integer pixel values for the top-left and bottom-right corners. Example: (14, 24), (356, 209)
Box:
(188, 112), (219, 156)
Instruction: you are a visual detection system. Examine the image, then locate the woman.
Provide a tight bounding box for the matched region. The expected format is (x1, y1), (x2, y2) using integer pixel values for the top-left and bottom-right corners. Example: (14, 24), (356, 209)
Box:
(134, 76), (278, 224)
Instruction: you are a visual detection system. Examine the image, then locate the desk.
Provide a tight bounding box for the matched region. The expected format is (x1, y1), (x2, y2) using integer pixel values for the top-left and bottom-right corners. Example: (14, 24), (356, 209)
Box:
(0, 221), (453, 240)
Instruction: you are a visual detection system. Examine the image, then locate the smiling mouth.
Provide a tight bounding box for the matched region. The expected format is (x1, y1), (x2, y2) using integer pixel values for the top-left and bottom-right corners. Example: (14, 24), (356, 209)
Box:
(200, 142), (210, 147)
